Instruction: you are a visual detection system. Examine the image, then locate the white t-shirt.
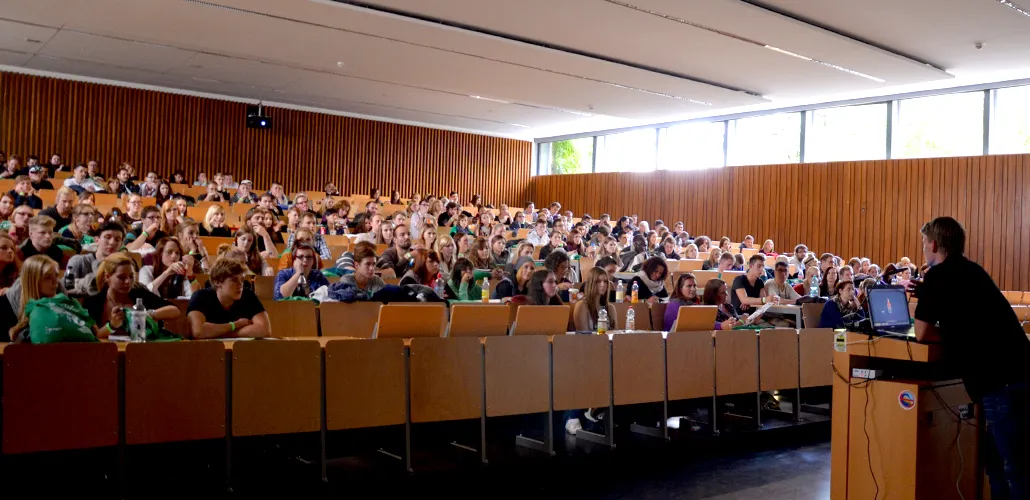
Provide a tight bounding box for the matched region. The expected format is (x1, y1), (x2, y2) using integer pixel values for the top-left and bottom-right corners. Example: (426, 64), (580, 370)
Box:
(139, 265), (194, 298)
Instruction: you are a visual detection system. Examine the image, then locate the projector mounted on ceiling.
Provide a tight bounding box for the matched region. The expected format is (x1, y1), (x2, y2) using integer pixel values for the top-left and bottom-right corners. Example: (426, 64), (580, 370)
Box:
(246, 103), (271, 129)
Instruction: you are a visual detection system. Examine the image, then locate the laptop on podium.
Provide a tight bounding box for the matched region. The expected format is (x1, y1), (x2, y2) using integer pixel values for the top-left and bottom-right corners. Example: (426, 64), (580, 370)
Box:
(867, 287), (914, 337)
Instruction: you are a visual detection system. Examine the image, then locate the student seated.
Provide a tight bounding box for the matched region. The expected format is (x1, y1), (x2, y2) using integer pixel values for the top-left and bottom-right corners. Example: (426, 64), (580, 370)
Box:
(0, 233), (18, 293)
(63, 221), (126, 295)
(139, 237), (194, 299)
(629, 256), (669, 304)
(188, 257), (271, 339)
(731, 254), (776, 315)
(125, 206), (166, 252)
(764, 261), (801, 305)
(273, 243), (330, 299)
(39, 187), (76, 229)
(284, 211), (331, 260)
(398, 249), (441, 287)
(544, 251), (576, 301)
(573, 267), (617, 332)
(659, 236), (680, 260)
(28, 166), (53, 191)
(819, 280), (863, 329)
(702, 279), (743, 330)
(277, 229), (323, 271)
(1, 255), (62, 342)
(493, 255), (534, 300)
(199, 205), (232, 237)
(663, 273), (701, 330)
(84, 253), (182, 339)
(233, 226), (274, 276)
(511, 269), (563, 306)
(444, 257), (484, 301)
(336, 241), (387, 300)
(19, 215), (65, 264)
(8, 175), (42, 209)
(61, 205), (96, 249)
(377, 224), (414, 277)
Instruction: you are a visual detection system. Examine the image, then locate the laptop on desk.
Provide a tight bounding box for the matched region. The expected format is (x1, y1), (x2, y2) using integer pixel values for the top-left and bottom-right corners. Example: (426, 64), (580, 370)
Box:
(867, 287), (915, 338)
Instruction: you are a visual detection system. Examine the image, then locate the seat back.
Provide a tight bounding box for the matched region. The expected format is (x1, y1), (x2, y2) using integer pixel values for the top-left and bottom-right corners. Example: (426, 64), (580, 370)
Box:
(801, 302), (825, 329)
(376, 303), (446, 338)
(511, 305), (571, 336)
(260, 299), (319, 337)
(254, 275), (276, 299)
(319, 301), (382, 338)
(672, 305), (718, 331)
(448, 303), (510, 337)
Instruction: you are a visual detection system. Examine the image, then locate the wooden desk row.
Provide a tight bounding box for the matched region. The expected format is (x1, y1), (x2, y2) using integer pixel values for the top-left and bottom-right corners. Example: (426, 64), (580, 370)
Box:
(0, 327), (836, 461)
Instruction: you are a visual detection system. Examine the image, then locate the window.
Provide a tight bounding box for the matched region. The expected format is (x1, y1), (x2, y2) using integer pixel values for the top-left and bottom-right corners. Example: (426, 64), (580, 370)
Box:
(991, 85), (1030, 154)
(537, 138), (594, 175)
(805, 104), (888, 162)
(726, 113), (801, 166)
(657, 122), (726, 170)
(595, 129), (658, 173)
(892, 92), (984, 159)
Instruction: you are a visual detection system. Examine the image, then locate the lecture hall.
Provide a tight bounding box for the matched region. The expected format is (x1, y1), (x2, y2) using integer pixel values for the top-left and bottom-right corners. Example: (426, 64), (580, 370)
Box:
(0, 0), (1029, 498)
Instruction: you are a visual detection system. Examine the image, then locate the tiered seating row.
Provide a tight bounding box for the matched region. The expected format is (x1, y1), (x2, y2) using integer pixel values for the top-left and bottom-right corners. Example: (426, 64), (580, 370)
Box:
(0, 324), (837, 474)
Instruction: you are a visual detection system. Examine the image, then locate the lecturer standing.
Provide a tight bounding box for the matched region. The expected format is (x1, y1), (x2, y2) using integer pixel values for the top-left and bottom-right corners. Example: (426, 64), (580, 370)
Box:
(913, 216), (1030, 499)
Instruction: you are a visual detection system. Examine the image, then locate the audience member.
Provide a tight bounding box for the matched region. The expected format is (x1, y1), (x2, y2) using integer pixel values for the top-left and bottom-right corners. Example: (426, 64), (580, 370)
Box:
(399, 249), (441, 286)
(703, 279), (743, 330)
(0, 233), (19, 292)
(663, 273), (701, 330)
(702, 247), (723, 270)
(62, 221), (125, 295)
(274, 243), (330, 299)
(376, 223), (413, 277)
(39, 187), (76, 229)
(139, 237), (193, 299)
(731, 254), (775, 315)
(337, 242), (387, 299)
(176, 221), (211, 275)
(0, 192), (14, 229)
(63, 164), (104, 193)
(193, 172), (208, 187)
(27, 166), (53, 191)
(629, 256), (668, 303)
(234, 226), (273, 276)
(231, 180), (259, 204)
(155, 181), (173, 206)
(19, 215), (64, 264)
(61, 205), (96, 248)
(9, 176), (42, 209)
(188, 257), (270, 339)
(573, 267), (617, 332)
(818, 265), (839, 297)
(819, 280), (862, 329)
(200, 205), (232, 237)
(1, 255), (61, 342)
(518, 269), (562, 306)
(285, 212), (331, 260)
(84, 253), (181, 339)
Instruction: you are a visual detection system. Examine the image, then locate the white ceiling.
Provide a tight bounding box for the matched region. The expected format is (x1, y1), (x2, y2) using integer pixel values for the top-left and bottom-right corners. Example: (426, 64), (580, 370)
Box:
(0, 0), (1026, 139)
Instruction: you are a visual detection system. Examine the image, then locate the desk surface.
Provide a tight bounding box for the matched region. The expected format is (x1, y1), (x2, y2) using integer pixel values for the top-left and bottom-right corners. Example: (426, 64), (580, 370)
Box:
(844, 332), (943, 363)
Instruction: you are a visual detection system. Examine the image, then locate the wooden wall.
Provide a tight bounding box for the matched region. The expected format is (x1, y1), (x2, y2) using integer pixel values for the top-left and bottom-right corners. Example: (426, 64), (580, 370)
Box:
(0, 72), (530, 204)
(530, 155), (1030, 290)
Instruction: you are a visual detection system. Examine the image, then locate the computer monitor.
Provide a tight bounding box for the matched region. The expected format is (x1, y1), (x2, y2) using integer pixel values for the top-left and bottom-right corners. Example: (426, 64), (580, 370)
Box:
(867, 287), (911, 330)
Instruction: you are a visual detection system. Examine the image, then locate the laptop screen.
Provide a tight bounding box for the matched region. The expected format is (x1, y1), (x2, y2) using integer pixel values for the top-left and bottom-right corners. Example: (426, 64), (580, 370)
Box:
(868, 287), (910, 329)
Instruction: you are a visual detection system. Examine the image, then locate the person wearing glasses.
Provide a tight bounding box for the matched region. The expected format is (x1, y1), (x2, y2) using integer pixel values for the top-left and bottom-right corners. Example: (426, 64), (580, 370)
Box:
(125, 206), (166, 252)
(273, 243), (330, 300)
(764, 260), (801, 305)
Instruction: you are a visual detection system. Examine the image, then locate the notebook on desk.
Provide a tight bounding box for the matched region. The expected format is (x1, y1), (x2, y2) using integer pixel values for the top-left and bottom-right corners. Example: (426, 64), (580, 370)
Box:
(868, 287), (915, 337)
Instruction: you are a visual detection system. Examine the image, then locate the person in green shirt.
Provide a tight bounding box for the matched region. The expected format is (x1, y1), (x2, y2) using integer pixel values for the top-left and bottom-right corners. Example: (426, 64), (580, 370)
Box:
(60, 204), (96, 249)
(445, 257), (482, 301)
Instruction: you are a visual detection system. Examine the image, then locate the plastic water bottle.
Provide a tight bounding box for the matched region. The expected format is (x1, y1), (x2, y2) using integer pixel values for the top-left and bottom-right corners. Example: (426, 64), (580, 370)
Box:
(481, 277), (490, 302)
(631, 282), (640, 303)
(129, 298), (147, 343)
(809, 274), (820, 298)
(626, 307), (636, 332)
(615, 281), (625, 303)
(434, 274), (446, 299)
(597, 308), (608, 335)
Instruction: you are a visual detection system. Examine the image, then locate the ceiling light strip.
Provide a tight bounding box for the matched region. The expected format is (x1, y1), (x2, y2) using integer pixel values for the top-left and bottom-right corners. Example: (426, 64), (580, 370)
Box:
(997, 0), (1030, 18)
(182, 0), (716, 106)
(603, 0), (885, 83)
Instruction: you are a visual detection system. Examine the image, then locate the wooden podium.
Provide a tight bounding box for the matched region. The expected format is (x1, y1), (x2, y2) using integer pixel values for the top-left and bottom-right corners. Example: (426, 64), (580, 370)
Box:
(831, 333), (982, 500)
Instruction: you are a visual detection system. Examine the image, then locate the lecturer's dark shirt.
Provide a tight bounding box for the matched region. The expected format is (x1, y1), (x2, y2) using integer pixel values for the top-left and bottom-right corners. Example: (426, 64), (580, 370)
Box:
(914, 255), (1030, 400)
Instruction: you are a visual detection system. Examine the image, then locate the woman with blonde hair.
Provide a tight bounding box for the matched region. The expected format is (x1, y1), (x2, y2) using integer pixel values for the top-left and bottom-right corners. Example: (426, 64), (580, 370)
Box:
(61, 204), (96, 248)
(702, 247), (723, 271)
(573, 267), (618, 332)
(200, 205), (232, 237)
(683, 243), (699, 260)
(597, 236), (619, 260)
(509, 241), (535, 264)
(434, 234), (457, 276)
(85, 253), (181, 339)
(418, 226), (437, 251)
(3, 255), (61, 342)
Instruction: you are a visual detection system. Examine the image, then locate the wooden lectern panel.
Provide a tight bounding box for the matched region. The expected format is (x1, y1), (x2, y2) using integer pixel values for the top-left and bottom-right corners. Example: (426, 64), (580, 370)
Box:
(484, 335), (550, 416)
(759, 329), (799, 391)
(715, 330), (758, 396)
(325, 339), (406, 430)
(125, 342), (226, 445)
(612, 333), (665, 405)
(553, 334), (610, 411)
(232, 340), (322, 436)
(409, 337), (482, 423)
(2, 343), (119, 454)
(666, 331), (715, 401)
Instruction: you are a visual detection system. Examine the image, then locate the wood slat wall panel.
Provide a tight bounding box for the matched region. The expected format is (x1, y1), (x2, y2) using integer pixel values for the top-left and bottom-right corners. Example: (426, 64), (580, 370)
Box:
(0, 72), (531, 204)
(529, 155), (1030, 290)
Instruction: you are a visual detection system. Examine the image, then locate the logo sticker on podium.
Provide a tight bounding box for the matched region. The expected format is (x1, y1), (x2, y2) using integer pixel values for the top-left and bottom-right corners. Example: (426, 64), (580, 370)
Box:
(898, 390), (916, 410)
